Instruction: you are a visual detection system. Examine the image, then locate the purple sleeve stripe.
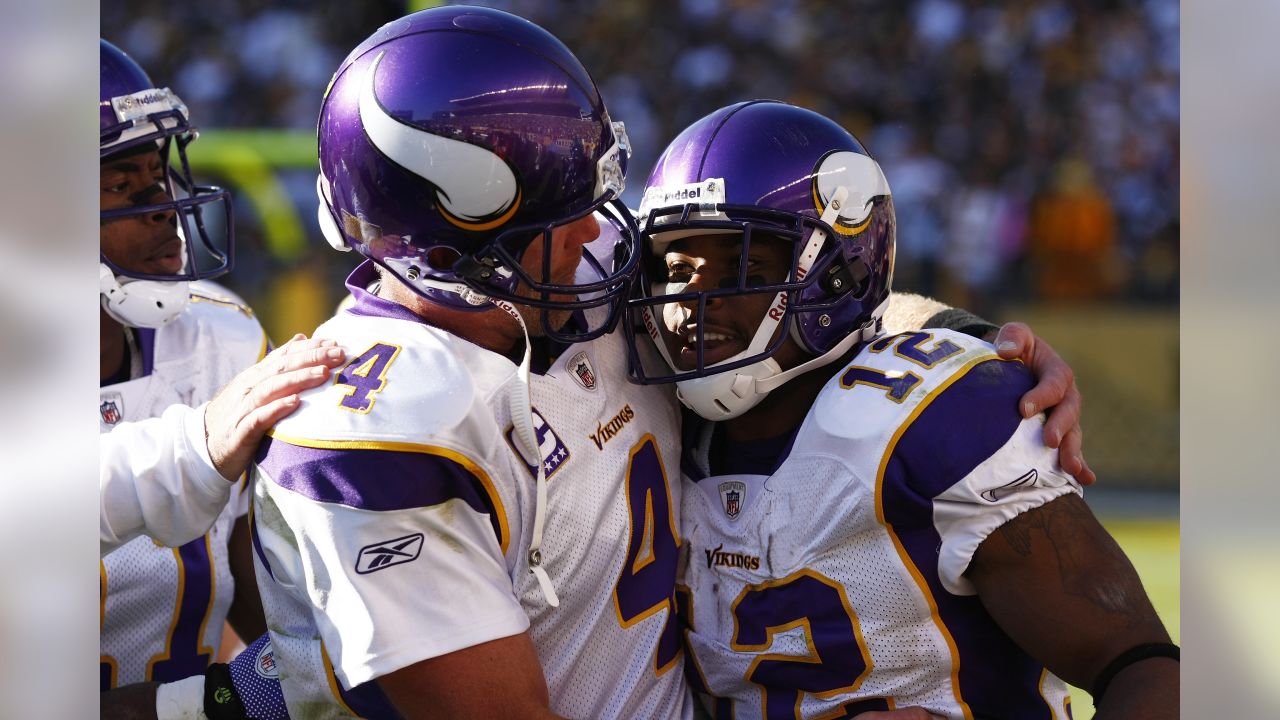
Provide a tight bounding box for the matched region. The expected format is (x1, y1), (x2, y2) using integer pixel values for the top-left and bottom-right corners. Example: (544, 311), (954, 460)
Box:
(320, 640), (400, 718)
(871, 357), (1058, 718)
(882, 357), (1032, 507)
(319, 642), (366, 717)
(256, 434), (510, 554)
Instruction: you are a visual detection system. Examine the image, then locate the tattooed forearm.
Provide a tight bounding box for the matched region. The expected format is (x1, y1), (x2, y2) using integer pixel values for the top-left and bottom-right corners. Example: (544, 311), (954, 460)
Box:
(995, 504), (1046, 557)
(993, 495), (1152, 616)
(968, 494), (1172, 694)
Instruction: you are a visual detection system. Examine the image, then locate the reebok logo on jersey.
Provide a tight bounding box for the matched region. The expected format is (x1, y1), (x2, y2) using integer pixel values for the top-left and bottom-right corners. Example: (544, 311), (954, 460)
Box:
(705, 543), (760, 571)
(588, 404), (635, 450)
(981, 469), (1039, 503)
(355, 533), (423, 574)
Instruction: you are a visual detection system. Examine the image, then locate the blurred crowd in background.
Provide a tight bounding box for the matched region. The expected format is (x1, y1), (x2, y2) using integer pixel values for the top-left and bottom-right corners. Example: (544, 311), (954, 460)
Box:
(103, 0), (1179, 322)
(102, 0), (1179, 485)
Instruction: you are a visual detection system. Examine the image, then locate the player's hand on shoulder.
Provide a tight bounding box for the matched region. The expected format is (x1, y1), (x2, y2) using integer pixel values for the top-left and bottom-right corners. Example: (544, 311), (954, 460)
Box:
(993, 322), (1095, 486)
(205, 334), (346, 481)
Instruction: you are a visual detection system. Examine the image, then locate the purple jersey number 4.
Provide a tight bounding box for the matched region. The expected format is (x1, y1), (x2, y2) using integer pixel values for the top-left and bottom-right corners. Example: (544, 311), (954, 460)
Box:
(613, 434), (683, 675)
(335, 342), (402, 413)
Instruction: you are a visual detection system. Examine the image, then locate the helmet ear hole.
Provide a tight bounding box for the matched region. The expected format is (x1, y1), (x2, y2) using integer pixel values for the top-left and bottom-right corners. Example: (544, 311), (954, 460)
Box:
(426, 246), (462, 271)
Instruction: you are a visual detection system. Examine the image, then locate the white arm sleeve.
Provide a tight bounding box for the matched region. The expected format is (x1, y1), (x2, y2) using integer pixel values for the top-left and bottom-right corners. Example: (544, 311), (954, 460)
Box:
(881, 292), (950, 334)
(100, 402), (233, 555)
(261, 491), (529, 688)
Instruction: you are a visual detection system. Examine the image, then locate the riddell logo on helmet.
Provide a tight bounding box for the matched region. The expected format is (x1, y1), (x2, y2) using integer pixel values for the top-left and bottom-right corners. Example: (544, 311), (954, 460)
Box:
(656, 187), (702, 203)
(118, 90), (168, 108)
(767, 293), (788, 320)
(640, 179), (726, 217)
(642, 308), (661, 341)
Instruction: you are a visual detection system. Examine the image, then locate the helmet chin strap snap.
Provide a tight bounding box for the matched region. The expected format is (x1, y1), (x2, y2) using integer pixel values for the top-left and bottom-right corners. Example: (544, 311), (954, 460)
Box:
(99, 263), (190, 328)
(672, 186), (868, 421)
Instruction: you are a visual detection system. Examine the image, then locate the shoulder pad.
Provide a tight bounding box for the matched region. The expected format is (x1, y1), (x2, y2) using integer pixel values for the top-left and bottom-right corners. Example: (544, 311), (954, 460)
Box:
(271, 312), (514, 447)
(156, 287), (268, 367)
(188, 280), (256, 318)
(808, 329), (1002, 443)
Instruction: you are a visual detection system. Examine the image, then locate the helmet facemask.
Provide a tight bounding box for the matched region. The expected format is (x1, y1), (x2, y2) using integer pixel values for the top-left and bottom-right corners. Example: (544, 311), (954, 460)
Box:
(625, 181), (890, 420)
(99, 40), (234, 328)
(451, 180), (641, 344)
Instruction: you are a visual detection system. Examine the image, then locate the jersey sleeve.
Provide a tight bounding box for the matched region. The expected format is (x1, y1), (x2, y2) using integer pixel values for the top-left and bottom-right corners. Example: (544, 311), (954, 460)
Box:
(931, 415), (1081, 595)
(100, 401), (232, 555)
(884, 356), (1082, 596)
(252, 436), (527, 688)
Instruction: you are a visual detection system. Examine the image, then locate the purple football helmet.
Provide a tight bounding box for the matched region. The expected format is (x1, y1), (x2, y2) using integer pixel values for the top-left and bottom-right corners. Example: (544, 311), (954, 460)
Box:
(316, 6), (639, 342)
(624, 101), (896, 419)
(100, 39), (234, 284)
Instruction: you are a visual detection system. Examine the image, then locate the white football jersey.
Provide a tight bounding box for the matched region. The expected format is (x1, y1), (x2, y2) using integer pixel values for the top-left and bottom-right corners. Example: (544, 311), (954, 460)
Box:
(680, 330), (1082, 720)
(251, 263), (693, 719)
(100, 283), (268, 689)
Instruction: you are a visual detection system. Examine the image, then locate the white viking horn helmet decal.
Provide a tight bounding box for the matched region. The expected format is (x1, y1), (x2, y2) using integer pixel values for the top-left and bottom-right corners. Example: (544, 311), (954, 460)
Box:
(359, 51), (522, 231)
(811, 150), (891, 235)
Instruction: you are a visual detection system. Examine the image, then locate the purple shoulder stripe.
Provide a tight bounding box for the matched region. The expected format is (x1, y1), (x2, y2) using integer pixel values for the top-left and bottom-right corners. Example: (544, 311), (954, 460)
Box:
(254, 436), (506, 548)
(878, 358), (1057, 718)
(888, 358), (1033, 503)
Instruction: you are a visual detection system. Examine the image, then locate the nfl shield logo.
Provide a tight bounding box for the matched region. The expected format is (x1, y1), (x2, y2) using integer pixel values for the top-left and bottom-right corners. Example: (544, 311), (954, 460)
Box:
(100, 396), (122, 426)
(718, 481), (746, 519)
(254, 641), (279, 680)
(568, 351), (597, 391)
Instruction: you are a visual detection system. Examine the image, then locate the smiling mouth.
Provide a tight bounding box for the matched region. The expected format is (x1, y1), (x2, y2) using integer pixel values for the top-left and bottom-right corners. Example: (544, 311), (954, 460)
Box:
(674, 324), (743, 368)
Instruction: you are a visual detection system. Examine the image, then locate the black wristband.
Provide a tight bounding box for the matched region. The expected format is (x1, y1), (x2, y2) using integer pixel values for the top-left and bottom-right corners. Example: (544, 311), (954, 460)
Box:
(921, 308), (999, 341)
(204, 662), (248, 720)
(1092, 642), (1180, 702)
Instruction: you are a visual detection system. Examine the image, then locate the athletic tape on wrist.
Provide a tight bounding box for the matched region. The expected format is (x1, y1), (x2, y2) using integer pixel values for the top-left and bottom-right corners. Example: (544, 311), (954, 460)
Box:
(155, 674), (208, 720)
